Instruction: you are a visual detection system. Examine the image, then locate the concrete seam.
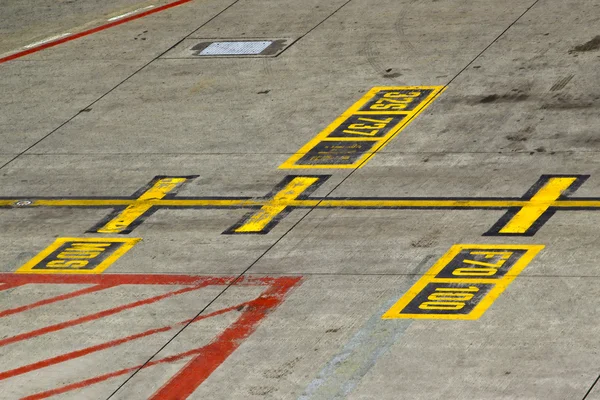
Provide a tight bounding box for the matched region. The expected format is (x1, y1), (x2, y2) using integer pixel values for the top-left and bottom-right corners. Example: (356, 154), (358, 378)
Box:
(582, 374), (600, 399)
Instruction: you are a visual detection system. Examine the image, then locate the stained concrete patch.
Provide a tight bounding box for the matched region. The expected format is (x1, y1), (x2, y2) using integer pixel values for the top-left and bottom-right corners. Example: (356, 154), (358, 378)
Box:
(570, 35), (600, 52)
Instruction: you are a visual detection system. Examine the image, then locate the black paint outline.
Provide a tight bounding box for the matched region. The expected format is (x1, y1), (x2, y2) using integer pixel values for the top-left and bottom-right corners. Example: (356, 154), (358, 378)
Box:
(222, 175), (330, 235)
(86, 175), (198, 234)
(483, 174), (589, 236)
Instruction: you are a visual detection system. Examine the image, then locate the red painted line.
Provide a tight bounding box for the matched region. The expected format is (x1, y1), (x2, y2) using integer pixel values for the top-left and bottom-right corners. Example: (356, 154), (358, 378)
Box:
(0, 302), (249, 381)
(0, 284), (204, 347)
(0, 0), (194, 65)
(22, 365), (142, 400)
(0, 284), (112, 318)
(0, 273), (233, 286)
(21, 277), (301, 400)
(150, 279), (300, 399)
(0, 283), (25, 291)
(21, 306), (262, 399)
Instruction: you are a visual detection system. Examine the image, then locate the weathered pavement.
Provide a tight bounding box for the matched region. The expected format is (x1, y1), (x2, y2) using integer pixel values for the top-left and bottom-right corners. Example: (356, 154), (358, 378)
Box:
(1, 0), (600, 398)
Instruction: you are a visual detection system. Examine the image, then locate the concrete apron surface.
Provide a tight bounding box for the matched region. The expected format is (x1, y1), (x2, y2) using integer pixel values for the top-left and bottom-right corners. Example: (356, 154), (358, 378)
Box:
(1, 0), (600, 398)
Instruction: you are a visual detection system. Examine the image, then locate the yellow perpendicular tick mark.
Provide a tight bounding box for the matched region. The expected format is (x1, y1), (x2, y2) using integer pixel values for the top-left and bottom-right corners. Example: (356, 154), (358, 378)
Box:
(97, 178), (186, 233)
(499, 177), (577, 234)
(234, 177), (319, 233)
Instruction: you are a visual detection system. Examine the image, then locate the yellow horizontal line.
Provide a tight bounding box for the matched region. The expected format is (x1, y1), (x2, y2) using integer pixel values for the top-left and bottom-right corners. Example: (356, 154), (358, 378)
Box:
(553, 200), (600, 207)
(35, 199), (135, 206)
(2, 198), (600, 209)
(310, 200), (529, 208)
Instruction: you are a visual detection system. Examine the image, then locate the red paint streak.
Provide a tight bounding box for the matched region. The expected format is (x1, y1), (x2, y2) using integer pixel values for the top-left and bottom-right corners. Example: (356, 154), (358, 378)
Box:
(0, 284), (112, 318)
(22, 366), (142, 400)
(0, 301), (250, 381)
(149, 280), (299, 399)
(23, 350), (205, 400)
(0, 0), (194, 64)
(0, 273), (235, 286)
(0, 284), (204, 347)
(20, 277), (301, 400)
(0, 283), (24, 291)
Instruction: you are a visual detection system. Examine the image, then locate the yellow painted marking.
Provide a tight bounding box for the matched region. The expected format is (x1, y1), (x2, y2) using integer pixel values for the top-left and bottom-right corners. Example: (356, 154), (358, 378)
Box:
(16, 237), (140, 274)
(97, 178), (186, 233)
(311, 199), (528, 208)
(499, 177), (577, 233)
(8, 198), (600, 209)
(382, 244), (544, 320)
(233, 177), (320, 233)
(279, 86), (445, 169)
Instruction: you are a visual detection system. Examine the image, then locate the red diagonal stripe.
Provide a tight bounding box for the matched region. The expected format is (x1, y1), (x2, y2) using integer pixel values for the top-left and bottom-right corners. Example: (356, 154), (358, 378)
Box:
(149, 279), (300, 399)
(0, 283), (24, 291)
(0, 301), (250, 381)
(0, 284), (113, 318)
(0, 284), (203, 347)
(21, 277), (301, 400)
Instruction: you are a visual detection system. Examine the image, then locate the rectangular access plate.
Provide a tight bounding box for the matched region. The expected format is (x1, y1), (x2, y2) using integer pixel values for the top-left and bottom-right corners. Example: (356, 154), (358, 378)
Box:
(161, 38), (295, 58)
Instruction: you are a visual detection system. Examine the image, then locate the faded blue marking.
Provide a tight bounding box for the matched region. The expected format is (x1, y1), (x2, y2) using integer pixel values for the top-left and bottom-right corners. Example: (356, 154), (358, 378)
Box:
(298, 256), (434, 400)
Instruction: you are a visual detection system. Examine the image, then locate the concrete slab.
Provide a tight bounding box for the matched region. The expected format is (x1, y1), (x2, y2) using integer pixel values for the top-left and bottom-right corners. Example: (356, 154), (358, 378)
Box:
(25, 0), (542, 156)
(389, 0), (600, 156)
(2, 0), (600, 398)
(0, 0), (237, 156)
(0, 59), (145, 154)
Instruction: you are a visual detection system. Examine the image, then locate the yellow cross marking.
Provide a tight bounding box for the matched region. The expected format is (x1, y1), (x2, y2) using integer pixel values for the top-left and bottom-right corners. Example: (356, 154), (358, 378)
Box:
(499, 177), (577, 234)
(233, 177), (320, 233)
(97, 178), (186, 233)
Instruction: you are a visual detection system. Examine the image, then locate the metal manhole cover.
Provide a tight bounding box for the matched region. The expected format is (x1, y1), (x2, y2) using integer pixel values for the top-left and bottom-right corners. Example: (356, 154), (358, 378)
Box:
(161, 38), (295, 58)
(198, 40), (273, 55)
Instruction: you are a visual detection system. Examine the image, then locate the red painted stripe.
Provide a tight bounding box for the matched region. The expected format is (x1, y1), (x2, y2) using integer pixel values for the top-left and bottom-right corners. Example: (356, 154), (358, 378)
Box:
(0, 284), (112, 318)
(150, 278), (301, 399)
(22, 278), (301, 399)
(22, 365), (142, 400)
(0, 283), (24, 291)
(0, 0), (194, 64)
(0, 284), (204, 347)
(0, 273), (234, 286)
(21, 317), (253, 399)
(0, 302), (249, 381)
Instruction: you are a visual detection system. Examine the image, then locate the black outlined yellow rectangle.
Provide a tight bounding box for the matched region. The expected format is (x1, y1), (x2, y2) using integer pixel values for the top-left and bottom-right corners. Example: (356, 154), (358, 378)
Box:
(16, 237), (140, 274)
(382, 244), (544, 320)
(280, 86), (444, 169)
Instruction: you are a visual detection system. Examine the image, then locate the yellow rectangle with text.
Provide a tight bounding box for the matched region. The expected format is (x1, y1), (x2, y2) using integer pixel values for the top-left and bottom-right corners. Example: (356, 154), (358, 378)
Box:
(280, 86), (444, 169)
(16, 237), (140, 274)
(382, 244), (544, 320)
